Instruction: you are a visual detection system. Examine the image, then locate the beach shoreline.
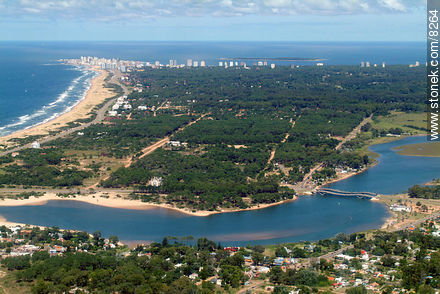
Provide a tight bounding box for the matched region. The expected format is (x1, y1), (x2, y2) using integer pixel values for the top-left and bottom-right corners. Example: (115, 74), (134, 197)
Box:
(0, 66), (112, 148)
(0, 192), (298, 221)
(0, 136), (409, 225)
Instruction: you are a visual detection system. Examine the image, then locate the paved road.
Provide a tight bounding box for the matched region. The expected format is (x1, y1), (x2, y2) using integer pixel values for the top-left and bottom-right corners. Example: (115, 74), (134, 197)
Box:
(0, 70), (128, 157)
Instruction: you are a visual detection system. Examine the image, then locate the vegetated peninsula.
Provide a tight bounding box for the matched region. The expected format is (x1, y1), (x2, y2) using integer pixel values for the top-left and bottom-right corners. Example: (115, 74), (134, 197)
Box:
(0, 60), (426, 214)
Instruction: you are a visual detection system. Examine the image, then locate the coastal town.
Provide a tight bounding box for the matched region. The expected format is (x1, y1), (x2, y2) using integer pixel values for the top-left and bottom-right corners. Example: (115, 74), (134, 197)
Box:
(0, 210), (439, 293)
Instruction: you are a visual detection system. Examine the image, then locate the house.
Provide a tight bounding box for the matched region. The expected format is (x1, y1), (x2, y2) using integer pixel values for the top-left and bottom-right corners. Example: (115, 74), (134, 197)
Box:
(243, 256), (253, 263)
(188, 273), (198, 280)
(148, 177), (163, 187)
(335, 254), (354, 260)
(168, 141), (181, 147)
(31, 141), (40, 149)
(390, 204), (412, 212)
(304, 244), (315, 252)
(53, 245), (66, 253)
(274, 257), (295, 266)
(224, 246), (240, 252)
(258, 266), (270, 274)
(432, 231), (440, 237)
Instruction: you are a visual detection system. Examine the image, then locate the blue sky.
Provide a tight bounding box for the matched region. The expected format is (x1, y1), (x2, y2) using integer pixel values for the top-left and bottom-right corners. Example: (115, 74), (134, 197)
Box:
(0, 0), (426, 41)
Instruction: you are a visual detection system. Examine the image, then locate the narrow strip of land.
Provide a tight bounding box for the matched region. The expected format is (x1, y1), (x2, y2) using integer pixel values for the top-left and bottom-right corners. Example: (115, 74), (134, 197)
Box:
(0, 70), (128, 157)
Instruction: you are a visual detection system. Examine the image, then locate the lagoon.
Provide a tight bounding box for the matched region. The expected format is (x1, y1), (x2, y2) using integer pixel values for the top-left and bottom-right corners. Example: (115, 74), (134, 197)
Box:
(0, 136), (438, 245)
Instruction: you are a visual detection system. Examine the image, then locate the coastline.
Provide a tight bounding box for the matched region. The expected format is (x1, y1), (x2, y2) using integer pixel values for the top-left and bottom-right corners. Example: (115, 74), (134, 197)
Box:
(0, 67), (112, 148)
(316, 134), (427, 191)
(0, 136), (417, 223)
(0, 192), (298, 220)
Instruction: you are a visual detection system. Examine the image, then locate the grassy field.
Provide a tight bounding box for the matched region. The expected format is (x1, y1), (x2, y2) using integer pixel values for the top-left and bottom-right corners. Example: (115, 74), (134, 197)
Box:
(393, 141), (440, 157)
(372, 112), (427, 134)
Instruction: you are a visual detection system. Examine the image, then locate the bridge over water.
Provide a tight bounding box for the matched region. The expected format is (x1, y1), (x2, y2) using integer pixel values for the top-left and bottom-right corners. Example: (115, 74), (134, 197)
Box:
(316, 188), (378, 199)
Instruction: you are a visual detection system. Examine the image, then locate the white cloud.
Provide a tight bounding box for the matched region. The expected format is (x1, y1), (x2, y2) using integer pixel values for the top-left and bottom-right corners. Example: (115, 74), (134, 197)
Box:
(378, 0), (406, 12)
(1, 0), (423, 21)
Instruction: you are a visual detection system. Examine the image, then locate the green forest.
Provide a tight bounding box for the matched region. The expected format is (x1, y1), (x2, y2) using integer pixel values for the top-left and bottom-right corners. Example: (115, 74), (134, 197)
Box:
(0, 65), (426, 209)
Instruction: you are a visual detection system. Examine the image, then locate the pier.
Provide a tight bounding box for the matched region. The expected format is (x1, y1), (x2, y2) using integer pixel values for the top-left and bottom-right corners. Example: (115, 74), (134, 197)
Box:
(317, 188), (377, 199)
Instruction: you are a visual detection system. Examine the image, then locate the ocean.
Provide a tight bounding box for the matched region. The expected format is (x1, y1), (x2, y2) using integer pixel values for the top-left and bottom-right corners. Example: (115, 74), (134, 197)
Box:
(0, 41), (425, 136)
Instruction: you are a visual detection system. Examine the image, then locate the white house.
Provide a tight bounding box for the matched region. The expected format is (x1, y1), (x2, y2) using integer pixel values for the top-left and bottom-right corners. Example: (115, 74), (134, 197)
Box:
(390, 205), (412, 212)
(149, 177), (163, 187)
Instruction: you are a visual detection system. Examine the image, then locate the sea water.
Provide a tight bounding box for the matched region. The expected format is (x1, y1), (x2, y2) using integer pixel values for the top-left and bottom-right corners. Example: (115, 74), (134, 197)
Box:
(0, 41), (425, 136)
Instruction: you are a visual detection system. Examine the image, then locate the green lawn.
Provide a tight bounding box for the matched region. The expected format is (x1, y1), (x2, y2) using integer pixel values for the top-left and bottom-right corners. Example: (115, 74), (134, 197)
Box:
(372, 112), (427, 134)
(393, 141), (440, 157)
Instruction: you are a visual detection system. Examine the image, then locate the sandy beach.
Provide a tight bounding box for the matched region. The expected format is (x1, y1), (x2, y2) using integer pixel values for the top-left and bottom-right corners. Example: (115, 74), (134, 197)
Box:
(0, 192), (298, 221)
(0, 67), (113, 148)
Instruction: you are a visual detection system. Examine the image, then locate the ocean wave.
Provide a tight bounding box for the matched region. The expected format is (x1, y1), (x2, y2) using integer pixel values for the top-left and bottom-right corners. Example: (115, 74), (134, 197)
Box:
(0, 68), (99, 137)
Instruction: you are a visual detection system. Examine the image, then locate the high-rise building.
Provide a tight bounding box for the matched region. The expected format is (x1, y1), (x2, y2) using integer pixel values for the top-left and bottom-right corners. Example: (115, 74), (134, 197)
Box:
(187, 59), (193, 67)
(193, 61), (199, 67)
(263, 61), (268, 66)
(155, 61), (160, 66)
(229, 61), (234, 67)
(270, 64), (276, 69)
(415, 61), (420, 66)
(382, 62), (386, 68)
(200, 60), (206, 67)
(366, 61), (370, 67)
(361, 61), (365, 67)
(219, 61), (223, 66)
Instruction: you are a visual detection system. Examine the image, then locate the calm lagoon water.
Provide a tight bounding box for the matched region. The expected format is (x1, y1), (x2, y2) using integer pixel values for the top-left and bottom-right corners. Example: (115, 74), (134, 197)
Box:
(1, 136), (438, 245)
(327, 135), (440, 194)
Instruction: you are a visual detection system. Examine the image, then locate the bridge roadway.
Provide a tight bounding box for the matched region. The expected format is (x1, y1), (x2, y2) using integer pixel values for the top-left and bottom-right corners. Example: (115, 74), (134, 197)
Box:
(316, 188), (377, 199)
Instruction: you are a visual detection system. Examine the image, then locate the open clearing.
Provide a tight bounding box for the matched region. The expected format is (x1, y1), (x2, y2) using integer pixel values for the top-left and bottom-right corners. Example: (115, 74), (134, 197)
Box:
(372, 111), (427, 134)
(393, 141), (440, 157)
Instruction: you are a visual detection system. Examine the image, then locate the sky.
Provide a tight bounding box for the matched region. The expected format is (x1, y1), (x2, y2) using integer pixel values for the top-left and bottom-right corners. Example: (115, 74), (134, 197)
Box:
(0, 0), (427, 41)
